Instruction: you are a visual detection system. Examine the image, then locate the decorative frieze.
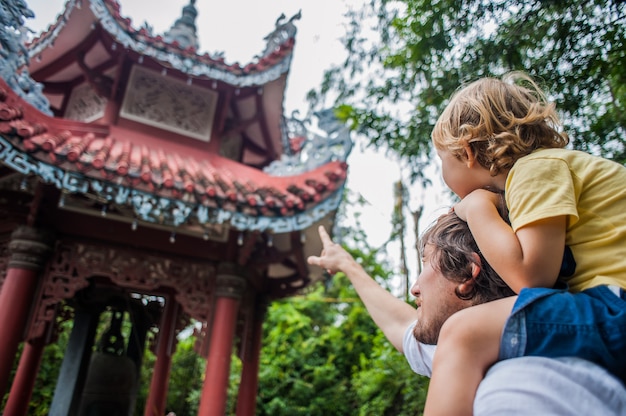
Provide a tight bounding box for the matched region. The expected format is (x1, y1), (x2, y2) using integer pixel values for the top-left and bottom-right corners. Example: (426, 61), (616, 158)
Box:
(26, 239), (219, 340)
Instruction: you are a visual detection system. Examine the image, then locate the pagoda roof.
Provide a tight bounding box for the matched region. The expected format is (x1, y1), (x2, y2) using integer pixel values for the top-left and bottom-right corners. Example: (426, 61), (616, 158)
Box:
(27, 0), (298, 88)
(0, 78), (348, 234)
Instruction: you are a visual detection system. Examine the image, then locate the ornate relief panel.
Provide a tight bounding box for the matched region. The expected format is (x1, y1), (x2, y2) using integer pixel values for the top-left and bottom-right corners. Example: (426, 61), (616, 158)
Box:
(27, 239), (219, 340)
(120, 65), (218, 141)
(64, 82), (108, 122)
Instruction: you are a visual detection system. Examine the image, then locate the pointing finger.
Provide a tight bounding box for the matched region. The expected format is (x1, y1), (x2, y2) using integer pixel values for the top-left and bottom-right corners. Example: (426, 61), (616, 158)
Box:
(318, 225), (333, 247)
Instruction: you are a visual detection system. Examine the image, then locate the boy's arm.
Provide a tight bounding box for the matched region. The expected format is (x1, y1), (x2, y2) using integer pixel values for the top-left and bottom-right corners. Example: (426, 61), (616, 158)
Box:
(454, 190), (566, 292)
(307, 226), (416, 351)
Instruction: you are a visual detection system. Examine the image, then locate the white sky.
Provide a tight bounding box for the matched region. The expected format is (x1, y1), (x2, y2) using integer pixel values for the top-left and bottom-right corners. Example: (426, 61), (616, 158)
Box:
(24, 0), (452, 286)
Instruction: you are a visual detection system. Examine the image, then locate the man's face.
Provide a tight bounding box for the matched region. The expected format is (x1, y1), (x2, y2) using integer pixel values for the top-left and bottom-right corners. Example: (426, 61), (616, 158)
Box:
(411, 244), (471, 344)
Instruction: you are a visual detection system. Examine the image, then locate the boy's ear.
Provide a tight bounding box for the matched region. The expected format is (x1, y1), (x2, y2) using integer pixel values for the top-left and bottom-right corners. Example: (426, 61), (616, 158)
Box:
(463, 144), (476, 168)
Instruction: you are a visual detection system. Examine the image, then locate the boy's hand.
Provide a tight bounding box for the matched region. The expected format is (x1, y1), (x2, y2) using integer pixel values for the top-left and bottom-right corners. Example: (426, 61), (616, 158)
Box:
(453, 189), (501, 222)
(307, 226), (354, 274)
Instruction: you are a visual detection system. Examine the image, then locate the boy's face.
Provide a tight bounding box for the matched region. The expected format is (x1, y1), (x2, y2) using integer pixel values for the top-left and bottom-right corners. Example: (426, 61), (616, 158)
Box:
(411, 244), (470, 344)
(436, 148), (491, 198)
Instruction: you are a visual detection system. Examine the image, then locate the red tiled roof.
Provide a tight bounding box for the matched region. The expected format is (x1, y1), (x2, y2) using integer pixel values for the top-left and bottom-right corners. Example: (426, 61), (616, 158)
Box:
(0, 82), (347, 220)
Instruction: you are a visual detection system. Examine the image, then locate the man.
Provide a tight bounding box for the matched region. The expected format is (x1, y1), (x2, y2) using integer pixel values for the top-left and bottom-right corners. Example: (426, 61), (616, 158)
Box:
(308, 213), (626, 415)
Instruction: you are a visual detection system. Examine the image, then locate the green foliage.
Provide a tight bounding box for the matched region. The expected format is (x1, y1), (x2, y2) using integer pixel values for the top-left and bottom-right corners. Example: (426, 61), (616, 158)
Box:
(256, 223), (428, 415)
(27, 327), (68, 416)
(311, 0), (626, 181)
(164, 336), (205, 415)
(352, 331), (428, 416)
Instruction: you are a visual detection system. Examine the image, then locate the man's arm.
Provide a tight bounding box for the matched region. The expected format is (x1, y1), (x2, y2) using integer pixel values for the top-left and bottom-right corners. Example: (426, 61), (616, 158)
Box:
(307, 226), (416, 351)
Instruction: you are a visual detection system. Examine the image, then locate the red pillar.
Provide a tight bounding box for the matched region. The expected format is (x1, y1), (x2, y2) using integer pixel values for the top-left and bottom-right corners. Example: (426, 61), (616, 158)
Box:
(3, 334), (46, 416)
(236, 298), (267, 416)
(0, 226), (52, 398)
(144, 296), (179, 416)
(198, 269), (246, 416)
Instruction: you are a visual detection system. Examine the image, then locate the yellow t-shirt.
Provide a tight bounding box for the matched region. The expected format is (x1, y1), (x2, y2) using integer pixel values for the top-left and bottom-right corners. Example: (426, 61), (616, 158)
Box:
(506, 148), (626, 292)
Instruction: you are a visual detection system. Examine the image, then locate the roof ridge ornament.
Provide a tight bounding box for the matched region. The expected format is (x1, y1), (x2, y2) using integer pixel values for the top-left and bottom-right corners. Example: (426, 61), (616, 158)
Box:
(261, 10), (301, 58)
(163, 0), (199, 51)
(264, 109), (353, 177)
(0, 0), (52, 114)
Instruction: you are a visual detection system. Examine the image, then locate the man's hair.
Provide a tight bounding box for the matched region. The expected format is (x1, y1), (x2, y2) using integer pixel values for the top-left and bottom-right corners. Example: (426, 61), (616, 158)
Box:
(431, 71), (569, 176)
(420, 211), (515, 304)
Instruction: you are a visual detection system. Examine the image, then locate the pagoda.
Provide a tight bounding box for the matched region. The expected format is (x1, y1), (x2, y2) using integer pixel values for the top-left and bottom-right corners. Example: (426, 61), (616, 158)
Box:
(0, 0), (351, 415)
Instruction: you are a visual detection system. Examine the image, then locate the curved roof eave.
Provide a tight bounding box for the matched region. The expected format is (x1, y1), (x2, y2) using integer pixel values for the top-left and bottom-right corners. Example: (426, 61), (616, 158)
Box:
(27, 0), (297, 88)
(0, 80), (349, 234)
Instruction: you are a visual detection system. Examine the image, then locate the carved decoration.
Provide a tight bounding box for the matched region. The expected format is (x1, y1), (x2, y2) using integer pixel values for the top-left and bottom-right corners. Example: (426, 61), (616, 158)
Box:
(264, 109), (353, 176)
(0, 0), (52, 115)
(26, 239), (220, 340)
(64, 82), (108, 122)
(27, 243), (90, 340)
(120, 65), (217, 141)
(261, 11), (300, 58)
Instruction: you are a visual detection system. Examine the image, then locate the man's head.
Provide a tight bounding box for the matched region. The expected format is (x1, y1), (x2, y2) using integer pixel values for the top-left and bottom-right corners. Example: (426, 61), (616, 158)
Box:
(411, 211), (515, 344)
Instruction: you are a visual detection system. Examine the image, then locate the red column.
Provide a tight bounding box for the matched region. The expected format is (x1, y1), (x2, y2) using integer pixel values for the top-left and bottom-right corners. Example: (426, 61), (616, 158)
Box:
(198, 268), (246, 416)
(144, 296), (179, 416)
(0, 226), (52, 398)
(236, 298), (267, 416)
(3, 334), (46, 416)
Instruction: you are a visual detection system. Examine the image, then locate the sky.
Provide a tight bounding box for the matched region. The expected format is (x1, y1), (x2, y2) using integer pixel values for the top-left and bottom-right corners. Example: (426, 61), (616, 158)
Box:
(23, 0), (452, 286)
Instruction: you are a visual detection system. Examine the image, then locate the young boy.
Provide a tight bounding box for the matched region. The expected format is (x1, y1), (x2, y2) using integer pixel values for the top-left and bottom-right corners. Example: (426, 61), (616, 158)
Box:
(426, 72), (626, 415)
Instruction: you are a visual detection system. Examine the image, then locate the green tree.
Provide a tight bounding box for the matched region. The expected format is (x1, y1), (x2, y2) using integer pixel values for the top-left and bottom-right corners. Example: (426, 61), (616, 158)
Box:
(310, 0), (626, 181)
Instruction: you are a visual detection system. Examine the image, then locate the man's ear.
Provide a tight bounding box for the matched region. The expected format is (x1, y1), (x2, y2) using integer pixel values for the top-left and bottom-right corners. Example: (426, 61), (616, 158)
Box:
(457, 252), (481, 296)
(463, 143), (476, 168)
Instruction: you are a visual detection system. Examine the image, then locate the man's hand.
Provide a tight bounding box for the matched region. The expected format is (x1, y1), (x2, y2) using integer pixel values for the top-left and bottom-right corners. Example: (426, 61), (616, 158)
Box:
(308, 226), (417, 352)
(307, 225), (354, 274)
(453, 189), (501, 222)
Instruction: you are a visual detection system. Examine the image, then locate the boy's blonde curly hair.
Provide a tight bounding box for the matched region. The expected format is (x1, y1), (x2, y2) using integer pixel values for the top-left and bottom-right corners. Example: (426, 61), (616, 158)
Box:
(431, 72), (569, 176)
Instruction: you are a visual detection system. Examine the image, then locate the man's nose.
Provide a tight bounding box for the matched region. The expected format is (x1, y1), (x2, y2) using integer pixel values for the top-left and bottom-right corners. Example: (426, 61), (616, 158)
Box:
(409, 278), (420, 297)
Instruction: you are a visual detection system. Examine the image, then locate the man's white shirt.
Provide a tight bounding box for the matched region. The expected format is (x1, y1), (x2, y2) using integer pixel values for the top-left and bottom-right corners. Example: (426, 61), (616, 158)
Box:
(402, 321), (626, 415)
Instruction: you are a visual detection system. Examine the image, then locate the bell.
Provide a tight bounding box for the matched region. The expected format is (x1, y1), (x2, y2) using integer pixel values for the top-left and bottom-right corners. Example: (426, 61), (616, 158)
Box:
(78, 310), (138, 416)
